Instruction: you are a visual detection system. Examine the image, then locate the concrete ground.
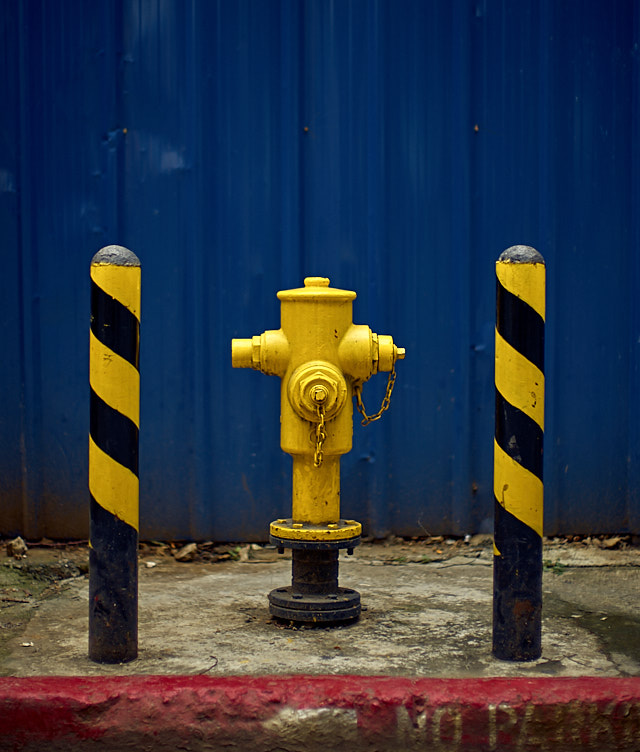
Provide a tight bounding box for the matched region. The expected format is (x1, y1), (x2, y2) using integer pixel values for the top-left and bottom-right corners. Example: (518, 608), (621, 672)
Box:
(1, 535), (639, 678)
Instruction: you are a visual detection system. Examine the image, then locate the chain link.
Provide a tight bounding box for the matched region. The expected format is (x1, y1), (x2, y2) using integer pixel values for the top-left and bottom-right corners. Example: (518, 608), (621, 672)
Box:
(353, 364), (397, 426)
(313, 405), (327, 467)
(313, 364), (398, 464)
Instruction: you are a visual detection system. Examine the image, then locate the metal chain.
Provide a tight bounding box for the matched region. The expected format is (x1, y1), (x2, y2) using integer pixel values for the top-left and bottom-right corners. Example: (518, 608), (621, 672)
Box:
(313, 405), (327, 467)
(354, 364), (397, 426)
(313, 365), (398, 464)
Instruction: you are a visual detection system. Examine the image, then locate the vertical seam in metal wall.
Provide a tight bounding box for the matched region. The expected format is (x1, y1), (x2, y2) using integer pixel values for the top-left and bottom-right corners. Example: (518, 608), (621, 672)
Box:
(296, 0), (306, 278)
(186, 0), (198, 538)
(449, 0), (472, 534)
(364, 0), (385, 535)
(628, 0), (640, 532)
(280, 0), (303, 283)
(115, 0), (125, 243)
(187, 0), (209, 539)
(366, 0), (381, 308)
(16, 0), (28, 535)
(17, 0), (42, 538)
(537, 0), (556, 534)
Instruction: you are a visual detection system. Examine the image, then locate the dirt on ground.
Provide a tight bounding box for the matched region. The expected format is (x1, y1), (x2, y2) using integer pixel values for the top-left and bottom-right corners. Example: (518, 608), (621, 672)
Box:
(1, 532), (639, 664)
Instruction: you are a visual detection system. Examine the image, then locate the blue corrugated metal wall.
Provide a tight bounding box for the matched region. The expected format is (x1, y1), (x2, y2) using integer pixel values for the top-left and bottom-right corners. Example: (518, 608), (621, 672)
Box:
(1, 0), (638, 540)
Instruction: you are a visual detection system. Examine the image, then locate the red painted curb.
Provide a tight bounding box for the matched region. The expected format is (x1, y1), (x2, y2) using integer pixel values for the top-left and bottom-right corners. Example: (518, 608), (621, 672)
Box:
(0, 675), (638, 751)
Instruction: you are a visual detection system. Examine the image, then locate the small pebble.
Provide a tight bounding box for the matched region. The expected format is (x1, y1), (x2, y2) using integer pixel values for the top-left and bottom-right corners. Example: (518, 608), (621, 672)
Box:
(7, 536), (28, 559)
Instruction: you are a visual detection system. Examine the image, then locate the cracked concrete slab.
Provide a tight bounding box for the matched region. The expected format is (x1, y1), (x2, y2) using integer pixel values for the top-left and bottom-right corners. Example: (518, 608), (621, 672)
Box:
(1, 541), (638, 678)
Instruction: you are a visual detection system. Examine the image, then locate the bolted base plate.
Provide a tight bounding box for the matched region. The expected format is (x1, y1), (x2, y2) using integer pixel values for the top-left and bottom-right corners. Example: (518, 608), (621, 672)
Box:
(268, 586), (361, 624)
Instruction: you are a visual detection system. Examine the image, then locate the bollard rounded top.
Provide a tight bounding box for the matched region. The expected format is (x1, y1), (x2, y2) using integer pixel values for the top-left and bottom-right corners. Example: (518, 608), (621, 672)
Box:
(91, 245), (140, 267)
(498, 245), (545, 265)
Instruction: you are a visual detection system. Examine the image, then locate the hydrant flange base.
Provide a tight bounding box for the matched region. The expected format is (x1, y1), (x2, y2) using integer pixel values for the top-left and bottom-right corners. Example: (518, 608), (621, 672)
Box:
(268, 587), (360, 623)
(270, 518), (361, 542)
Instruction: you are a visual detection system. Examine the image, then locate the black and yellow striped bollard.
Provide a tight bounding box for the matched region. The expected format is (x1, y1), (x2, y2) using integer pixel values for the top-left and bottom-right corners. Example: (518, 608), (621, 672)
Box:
(89, 245), (141, 663)
(493, 245), (545, 661)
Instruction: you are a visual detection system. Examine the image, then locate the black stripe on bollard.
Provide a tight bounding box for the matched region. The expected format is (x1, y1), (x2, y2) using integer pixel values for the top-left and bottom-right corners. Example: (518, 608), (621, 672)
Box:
(91, 280), (140, 368)
(90, 388), (139, 475)
(495, 395), (543, 480)
(493, 245), (545, 662)
(496, 281), (545, 372)
(89, 245), (140, 664)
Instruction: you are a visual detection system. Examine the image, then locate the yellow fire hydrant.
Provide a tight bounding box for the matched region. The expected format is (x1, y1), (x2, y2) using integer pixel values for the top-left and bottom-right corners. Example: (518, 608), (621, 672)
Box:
(231, 277), (404, 622)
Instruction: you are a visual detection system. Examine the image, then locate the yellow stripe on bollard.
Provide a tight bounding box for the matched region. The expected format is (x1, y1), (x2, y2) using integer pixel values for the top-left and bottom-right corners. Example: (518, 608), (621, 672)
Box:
(90, 263), (141, 319)
(88, 436), (139, 532)
(89, 331), (140, 427)
(493, 439), (543, 538)
(494, 330), (545, 431)
(495, 260), (546, 320)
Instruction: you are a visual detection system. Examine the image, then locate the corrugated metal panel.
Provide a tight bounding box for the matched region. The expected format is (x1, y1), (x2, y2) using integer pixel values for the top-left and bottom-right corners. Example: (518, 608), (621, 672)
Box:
(1, 0), (638, 539)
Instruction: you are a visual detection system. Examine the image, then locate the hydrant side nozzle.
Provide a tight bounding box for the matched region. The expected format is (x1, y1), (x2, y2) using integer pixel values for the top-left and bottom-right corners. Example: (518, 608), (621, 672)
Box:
(232, 331), (290, 375)
(231, 338), (257, 369)
(376, 334), (405, 372)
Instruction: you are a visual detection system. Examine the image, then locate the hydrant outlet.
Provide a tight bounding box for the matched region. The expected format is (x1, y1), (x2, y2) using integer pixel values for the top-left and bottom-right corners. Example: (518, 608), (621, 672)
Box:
(377, 334), (403, 372)
(231, 337), (256, 369)
(288, 361), (347, 422)
(232, 330), (289, 375)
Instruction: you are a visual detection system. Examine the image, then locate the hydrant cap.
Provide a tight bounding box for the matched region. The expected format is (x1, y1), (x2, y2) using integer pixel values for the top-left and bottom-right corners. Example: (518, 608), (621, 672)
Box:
(277, 277), (356, 302)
